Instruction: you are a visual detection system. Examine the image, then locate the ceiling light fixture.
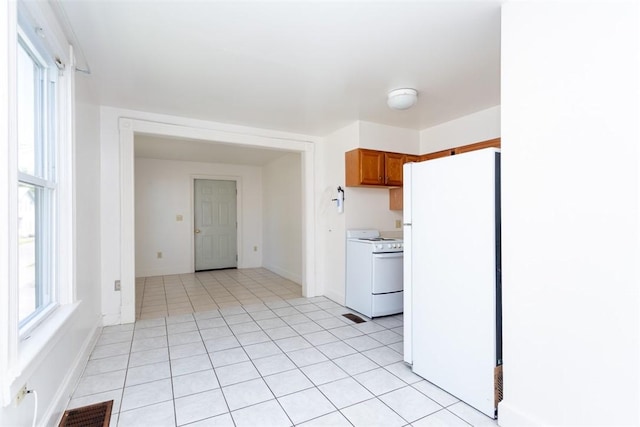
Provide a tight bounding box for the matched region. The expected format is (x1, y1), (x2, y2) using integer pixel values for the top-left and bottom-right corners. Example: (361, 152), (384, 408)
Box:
(387, 88), (418, 110)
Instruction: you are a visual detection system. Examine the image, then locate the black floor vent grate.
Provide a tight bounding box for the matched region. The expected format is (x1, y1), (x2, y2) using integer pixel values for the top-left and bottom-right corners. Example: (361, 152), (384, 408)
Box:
(59, 400), (112, 427)
(342, 313), (366, 323)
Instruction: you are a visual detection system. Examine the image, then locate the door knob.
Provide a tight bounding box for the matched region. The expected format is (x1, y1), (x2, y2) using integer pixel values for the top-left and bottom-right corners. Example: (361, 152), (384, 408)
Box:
(195, 229), (201, 234)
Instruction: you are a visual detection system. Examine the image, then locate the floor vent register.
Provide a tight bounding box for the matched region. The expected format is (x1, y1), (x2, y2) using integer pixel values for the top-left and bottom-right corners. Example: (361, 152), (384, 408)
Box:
(59, 400), (113, 427)
(342, 313), (366, 324)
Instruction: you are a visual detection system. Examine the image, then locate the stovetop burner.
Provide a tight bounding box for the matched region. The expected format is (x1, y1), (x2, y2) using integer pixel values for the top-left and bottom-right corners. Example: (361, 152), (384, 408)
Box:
(346, 229), (402, 245)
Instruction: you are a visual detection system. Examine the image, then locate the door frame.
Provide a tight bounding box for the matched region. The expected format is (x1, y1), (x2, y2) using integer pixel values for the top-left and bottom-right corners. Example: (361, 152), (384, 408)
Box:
(190, 176), (242, 272)
(117, 117), (316, 324)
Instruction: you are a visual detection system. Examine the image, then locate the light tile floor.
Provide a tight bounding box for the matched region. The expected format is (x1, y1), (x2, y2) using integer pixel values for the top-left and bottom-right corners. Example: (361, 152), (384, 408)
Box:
(135, 269), (303, 320)
(68, 268), (498, 426)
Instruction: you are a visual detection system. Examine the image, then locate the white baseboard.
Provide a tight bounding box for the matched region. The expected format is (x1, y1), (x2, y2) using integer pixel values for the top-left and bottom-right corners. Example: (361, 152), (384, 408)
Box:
(323, 289), (345, 306)
(121, 303), (136, 324)
(41, 316), (102, 427)
(135, 266), (193, 277)
(263, 264), (302, 285)
(102, 313), (122, 326)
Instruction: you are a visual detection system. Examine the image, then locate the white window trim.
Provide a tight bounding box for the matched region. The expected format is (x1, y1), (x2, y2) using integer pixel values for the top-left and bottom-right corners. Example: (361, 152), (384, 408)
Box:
(0, 0), (75, 407)
(0, 0), (20, 407)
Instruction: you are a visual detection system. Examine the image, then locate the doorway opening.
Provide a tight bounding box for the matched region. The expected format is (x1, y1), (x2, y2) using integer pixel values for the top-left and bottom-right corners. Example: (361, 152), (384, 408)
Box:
(118, 117), (316, 324)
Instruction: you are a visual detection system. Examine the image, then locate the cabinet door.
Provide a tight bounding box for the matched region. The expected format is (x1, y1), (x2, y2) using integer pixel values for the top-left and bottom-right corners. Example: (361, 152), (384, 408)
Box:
(360, 150), (386, 185)
(420, 149), (455, 162)
(346, 149), (385, 186)
(385, 152), (404, 186)
(389, 187), (403, 210)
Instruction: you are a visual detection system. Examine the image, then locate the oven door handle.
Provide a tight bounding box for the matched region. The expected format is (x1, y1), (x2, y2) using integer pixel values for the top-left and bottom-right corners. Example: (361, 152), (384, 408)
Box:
(372, 252), (403, 258)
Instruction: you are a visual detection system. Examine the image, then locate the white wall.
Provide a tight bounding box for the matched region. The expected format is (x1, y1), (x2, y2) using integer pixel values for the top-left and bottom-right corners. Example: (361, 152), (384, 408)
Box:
(420, 105), (500, 153)
(135, 157), (263, 277)
(75, 75), (103, 317)
(263, 153), (303, 283)
(315, 122), (358, 303)
(99, 107), (122, 324)
(318, 121), (419, 304)
(499, 2), (639, 426)
(359, 121), (420, 154)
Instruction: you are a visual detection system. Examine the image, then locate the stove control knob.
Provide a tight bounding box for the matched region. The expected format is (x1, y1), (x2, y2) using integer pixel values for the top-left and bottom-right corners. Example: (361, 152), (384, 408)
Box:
(376, 244), (383, 250)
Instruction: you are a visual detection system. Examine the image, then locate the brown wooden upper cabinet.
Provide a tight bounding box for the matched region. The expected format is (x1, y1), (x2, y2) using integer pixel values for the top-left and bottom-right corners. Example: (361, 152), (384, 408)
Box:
(403, 154), (421, 164)
(346, 148), (407, 187)
(346, 138), (501, 189)
(419, 149), (455, 162)
(454, 137), (501, 154)
(389, 138), (501, 210)
(419, 138), (501, 161)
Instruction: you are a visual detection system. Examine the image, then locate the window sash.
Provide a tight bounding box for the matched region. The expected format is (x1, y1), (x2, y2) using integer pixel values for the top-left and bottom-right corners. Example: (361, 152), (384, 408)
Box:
(17, 35), (53, 180)
(17, 182), (56, 330)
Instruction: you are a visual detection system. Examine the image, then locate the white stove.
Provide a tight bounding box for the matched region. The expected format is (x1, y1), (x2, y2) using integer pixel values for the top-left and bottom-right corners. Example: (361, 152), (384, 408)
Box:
(345, 230), (404, 318)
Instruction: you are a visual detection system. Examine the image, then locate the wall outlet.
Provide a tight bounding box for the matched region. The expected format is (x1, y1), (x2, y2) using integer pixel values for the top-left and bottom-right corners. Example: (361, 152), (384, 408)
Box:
(395, 219), (402, 229)
(157, 251), (163, 259)
(114, 280), (121, 291)
(15, 384), (27, 406)
(176, 214), (183, 221)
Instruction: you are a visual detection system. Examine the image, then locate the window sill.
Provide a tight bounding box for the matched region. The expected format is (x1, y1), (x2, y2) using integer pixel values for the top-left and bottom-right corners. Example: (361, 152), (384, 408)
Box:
(5, 302), (80, 406)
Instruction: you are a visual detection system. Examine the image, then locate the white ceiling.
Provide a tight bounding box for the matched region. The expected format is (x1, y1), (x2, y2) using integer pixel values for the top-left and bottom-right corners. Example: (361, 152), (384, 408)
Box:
(59, 0), (501, 138)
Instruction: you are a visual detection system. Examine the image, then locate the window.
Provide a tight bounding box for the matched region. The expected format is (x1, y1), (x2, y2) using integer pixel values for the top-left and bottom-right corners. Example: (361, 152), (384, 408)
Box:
(0, 1), (75, 405)
(16, 28), (58, 332)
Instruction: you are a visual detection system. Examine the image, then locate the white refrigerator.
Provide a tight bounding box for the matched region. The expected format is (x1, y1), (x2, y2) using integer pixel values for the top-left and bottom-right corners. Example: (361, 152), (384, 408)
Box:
(403, 148), (502, 419)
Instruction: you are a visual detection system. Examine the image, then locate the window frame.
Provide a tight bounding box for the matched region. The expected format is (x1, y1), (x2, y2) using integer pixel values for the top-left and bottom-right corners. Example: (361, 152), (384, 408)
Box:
(16, 27), (60, 336)
(0, 0), (76, 406)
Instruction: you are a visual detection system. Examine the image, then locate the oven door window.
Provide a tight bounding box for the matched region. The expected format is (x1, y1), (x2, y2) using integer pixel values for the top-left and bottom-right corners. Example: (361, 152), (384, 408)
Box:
(371, 252), (403, 294)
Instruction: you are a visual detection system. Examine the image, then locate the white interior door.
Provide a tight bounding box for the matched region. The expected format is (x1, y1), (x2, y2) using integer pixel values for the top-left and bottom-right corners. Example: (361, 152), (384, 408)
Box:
(194, 179), (237, 271)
